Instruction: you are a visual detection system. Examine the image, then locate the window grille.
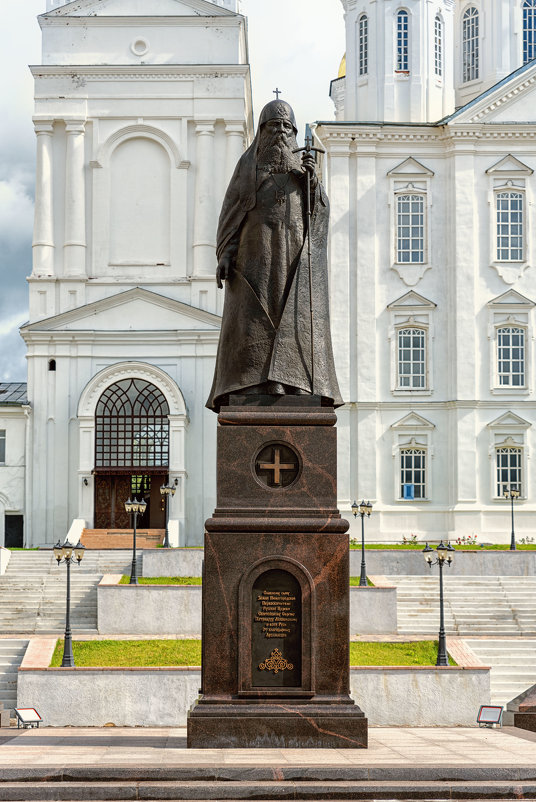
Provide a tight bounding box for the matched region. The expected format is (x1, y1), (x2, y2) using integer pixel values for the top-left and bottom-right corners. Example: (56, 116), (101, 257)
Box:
(398, 328), (426, 389)
(396, 10), (409, 71)
(400, 448), (426, 499)
(359, 14), (369, 75)
(496, 192), (523, 262)
(496, 447), (522, 497)
(462, 7), (479, 82)
(95, 378), (169, 469)
(523, 0), (536, 64)
(435, 15), (443, 76)
(0, 430), (5, 463)
(497, 327), (525, 387)
(397, 194), (425, 263)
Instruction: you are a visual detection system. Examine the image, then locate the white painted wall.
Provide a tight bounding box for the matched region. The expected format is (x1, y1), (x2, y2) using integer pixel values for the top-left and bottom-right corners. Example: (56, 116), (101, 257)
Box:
(0, 407), (28, 546)
(18, 664), (489, 726)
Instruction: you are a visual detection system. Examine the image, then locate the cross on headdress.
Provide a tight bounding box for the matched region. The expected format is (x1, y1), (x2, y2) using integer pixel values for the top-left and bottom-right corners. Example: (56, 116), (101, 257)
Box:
(273, 87), (282, 100)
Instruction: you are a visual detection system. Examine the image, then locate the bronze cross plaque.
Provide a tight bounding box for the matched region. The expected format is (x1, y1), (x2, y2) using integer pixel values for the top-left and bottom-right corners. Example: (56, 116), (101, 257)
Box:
(255, 444), (300, 489)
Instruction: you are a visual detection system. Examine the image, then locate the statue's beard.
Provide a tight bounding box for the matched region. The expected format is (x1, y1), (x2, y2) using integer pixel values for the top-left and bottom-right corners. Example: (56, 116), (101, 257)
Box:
(257, 129), (301, 172)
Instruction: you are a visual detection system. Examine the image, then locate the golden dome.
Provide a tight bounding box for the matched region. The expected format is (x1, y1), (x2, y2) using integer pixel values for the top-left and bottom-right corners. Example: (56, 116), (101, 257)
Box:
(338, 53), (346, 79)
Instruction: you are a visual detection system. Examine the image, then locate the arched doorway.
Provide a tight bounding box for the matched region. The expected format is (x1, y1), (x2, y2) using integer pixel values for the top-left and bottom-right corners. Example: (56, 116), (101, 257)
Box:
(94, 378), (170, 529)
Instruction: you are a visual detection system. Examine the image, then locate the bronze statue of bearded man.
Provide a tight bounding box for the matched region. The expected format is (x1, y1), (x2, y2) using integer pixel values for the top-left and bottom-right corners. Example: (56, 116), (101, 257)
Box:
(206, 99), (342, 412)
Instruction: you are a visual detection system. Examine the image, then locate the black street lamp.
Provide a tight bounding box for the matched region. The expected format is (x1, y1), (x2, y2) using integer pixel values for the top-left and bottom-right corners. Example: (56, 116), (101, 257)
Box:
(423, 540), (455, 667)
(160, 479), (177, 548)
(503, 487), (520, 551)
(53, 539), (86, 668)
(125, 497), (147, 585)
(352, 499), (373, 587)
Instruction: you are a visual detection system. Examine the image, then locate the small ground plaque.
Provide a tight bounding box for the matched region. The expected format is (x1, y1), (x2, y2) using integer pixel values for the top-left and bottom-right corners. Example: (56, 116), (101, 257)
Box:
(252, 569), (301, 687)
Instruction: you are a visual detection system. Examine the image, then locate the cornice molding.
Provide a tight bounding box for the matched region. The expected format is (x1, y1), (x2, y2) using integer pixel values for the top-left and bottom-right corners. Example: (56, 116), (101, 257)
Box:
(31, 64), (249, 81)
(40, 16), (240, 28)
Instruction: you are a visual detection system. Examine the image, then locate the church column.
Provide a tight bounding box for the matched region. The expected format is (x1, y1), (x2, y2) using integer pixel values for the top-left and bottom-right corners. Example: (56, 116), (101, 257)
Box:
(64, 121), (87, 277)
(193, 122), (216, 276)
(32, 122), (55, 277)
(224, 122), (244, 185)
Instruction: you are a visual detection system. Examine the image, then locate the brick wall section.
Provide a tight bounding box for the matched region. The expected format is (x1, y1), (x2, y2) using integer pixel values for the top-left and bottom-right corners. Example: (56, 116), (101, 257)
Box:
(447, 638), (488, 667)
(81, 529), (164, 549)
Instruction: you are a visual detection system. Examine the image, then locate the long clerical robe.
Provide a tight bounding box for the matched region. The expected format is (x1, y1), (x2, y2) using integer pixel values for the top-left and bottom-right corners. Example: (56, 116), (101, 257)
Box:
(206, 143), (342, 413)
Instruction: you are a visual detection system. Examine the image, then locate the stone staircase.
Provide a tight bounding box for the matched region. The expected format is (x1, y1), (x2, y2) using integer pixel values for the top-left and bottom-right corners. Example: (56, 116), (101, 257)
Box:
(386, 575), (536, 636)
(0, 639), (28, 715)
(464, 638), (536, 708)
(0, 551), (141, 634)
(81, 529), (164, 549)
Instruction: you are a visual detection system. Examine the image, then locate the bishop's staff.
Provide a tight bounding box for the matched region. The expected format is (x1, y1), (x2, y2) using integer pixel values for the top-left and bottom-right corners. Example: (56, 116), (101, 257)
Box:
(293, 124), (325, 396)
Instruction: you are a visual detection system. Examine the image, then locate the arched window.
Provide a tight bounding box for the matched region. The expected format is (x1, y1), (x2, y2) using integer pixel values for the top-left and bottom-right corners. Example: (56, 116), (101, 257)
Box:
(396, 193), (426, 264)
(400, 448), (426, 499)
(496, 191), (523, 262)
(496, 446), (522, 497)
(434, 15), (443, 77)
(497, 327), (525, 387)
(462, 7), (479, 82)
(95, 378), (170, 469)
(523, 0), (536, 64)
(48, 359), (56, 372)
(398, 328), (427, 389)
(359, 14), (369, 76)
(396, 10), (410, 72)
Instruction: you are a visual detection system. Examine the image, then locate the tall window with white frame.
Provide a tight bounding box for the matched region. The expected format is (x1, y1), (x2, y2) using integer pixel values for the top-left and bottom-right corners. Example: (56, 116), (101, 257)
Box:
(496, 191), (524, 262)
(396, 9), (409, 72)
(462, 7), (479, 82)
(523, 0), (536, 65)
(0, 430), (5, 464)
(434, 15), (443, 77)
(398, 328), (427, 389)
(359, 14), (369, 76)
(396, 193), (425, 263)
(496, 446), (522, 497)
(400, 447), (426, 499)
(497, 327), (525, 387)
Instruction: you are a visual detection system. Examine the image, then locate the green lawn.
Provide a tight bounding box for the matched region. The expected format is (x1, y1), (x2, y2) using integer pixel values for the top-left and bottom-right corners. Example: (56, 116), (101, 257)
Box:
(50, 639), (202, 667)
(50, 639), (454, 667)
(349, 576), (374, 587)
(351, 543), (536, 550)
(119, 576), (202, 585)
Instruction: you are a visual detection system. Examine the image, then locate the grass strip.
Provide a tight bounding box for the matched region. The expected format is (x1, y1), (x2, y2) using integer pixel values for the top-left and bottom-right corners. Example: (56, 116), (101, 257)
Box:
(50, 639), (454, 667)
(352, 543), (536, 550)
(119, 576), (202, 585)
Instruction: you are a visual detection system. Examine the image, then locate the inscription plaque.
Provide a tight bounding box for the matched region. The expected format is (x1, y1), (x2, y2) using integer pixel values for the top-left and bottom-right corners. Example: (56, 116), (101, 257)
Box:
(252, 569), (301, 687)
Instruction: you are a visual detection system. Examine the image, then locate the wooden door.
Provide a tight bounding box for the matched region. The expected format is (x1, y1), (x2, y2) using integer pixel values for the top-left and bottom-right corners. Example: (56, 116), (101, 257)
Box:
(94, 475), (132, 529)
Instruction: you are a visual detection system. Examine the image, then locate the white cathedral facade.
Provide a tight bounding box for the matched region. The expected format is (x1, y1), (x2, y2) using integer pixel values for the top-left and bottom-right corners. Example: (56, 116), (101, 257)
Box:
(1, 0), (536, 546)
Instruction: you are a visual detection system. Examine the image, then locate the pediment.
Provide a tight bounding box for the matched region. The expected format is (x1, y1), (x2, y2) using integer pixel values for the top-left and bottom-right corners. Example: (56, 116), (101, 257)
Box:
(22, 289), (221, 333)
(391, 412), (435, 430)
(486, 154), (533, 176)
(487, 289), (535, 308)
(387, 291), (437, 310)
(449, 61), (536, 124)
(387, 157), (434, 178)
(488, 411), (531, 429)
(45, 0), (234, 17)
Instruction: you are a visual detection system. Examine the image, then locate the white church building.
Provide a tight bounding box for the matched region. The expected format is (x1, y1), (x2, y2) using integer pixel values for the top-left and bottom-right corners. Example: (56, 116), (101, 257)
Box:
(2, 0), (536, 546)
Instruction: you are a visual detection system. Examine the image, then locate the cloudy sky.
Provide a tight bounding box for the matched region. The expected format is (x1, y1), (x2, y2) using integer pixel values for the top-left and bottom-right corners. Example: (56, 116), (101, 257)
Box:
(0, 0), (345, 382)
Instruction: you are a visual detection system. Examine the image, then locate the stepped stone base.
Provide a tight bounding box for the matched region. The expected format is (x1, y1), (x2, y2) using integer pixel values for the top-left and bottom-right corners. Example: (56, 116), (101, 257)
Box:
(514, 688), (536, 733)
(187, 702), (367, 748)
(81, 529), (164, 549)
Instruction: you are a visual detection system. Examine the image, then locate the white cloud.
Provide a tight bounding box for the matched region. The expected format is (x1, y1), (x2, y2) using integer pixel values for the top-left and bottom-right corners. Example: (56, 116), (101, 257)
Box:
(0, 179), (34, 249)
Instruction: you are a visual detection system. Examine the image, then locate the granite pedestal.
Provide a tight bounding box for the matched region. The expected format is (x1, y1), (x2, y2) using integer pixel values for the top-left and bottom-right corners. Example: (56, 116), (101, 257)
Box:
(187, 397), (367, 748)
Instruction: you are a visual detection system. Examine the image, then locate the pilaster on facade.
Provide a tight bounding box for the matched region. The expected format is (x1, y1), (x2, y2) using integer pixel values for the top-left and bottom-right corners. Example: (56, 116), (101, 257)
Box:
(193, 122), (216, 278)
(64, 121), (87, 278)
(32, 121), (55, 278)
